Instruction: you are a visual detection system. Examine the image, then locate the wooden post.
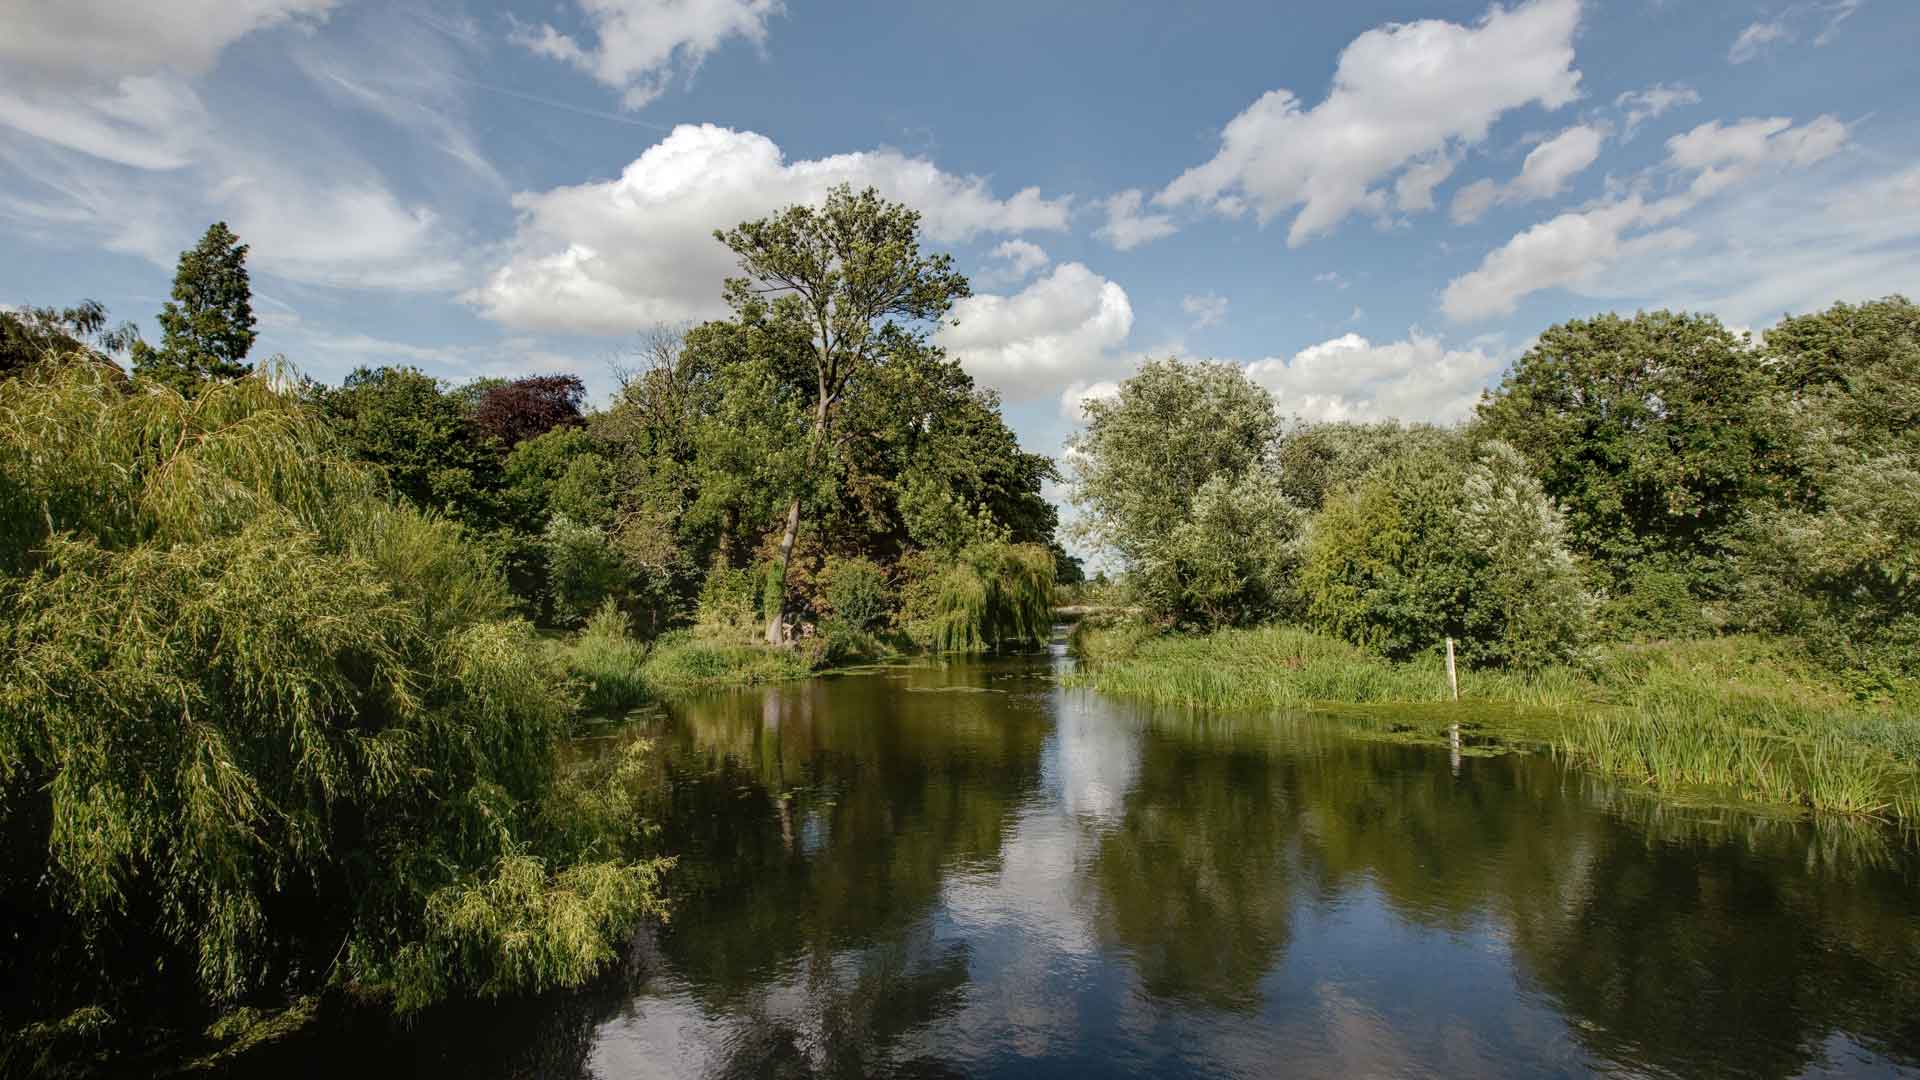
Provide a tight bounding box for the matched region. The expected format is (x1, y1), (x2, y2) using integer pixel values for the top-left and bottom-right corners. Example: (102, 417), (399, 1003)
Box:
(1445, 637), (1459, 701)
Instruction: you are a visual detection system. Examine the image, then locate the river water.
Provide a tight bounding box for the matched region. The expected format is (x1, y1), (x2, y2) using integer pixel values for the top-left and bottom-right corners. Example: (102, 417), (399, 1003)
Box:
(267, 647), (1920, 1078)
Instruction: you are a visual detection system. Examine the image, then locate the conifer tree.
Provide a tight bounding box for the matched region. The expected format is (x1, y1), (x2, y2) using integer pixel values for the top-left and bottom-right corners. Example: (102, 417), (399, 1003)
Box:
(132, 221), (258, 393)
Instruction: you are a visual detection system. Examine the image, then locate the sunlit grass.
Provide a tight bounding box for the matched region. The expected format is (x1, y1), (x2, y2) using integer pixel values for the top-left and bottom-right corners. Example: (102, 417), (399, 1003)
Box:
(1067, 623), (1920, 821)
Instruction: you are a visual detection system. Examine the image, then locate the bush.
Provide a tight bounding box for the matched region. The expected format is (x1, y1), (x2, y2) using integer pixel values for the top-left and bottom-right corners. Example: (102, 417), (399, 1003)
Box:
(565, 601), (651, 713)
(817, 554), (892, 631)
(543, 513), (626, 626)
(1300, 439), (1590, 669)
(0, 360), (666, 1057)
(640, 630), (814, 690)
(695, 564), (761, 638)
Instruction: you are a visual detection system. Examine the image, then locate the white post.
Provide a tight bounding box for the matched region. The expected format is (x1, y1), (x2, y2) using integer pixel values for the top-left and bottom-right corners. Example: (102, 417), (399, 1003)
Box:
(1445, 637), (1459, 701)
(1446, 637), (1461, 776)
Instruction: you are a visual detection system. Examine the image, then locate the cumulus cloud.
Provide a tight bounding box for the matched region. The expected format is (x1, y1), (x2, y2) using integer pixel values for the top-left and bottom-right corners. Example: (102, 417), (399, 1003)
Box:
(1059, 379), (1122, 422)
(1094, 188), (1178, 250)
(1450, 124), (1606, 223)
(1615, 83), (1701, 138)
(1182, 292), (1229, 329)
(1157, 0), (1582, 245)
(989, 239), (1050, 279)
(471, 123), (1071, 333)
(1443, 114), (1850, 320)
(935, 262), (1134, 402)
(511, 0), (781, 110)
(1244, 331), (1506, 424)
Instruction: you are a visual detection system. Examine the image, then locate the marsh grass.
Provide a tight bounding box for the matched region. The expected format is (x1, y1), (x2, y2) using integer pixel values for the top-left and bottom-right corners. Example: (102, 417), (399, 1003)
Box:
(1069, 622), (1920, 821)
(561, 602), (651, 714)
(638, 631), (817, 693)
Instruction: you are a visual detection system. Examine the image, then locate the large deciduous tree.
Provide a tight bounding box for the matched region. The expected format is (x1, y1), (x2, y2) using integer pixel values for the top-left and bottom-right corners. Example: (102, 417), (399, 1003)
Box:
(715, 185), (970, 643)
(131, 222), (258, 393)
(1, 299), (138, 380)
(1474, 311), (1798, 610)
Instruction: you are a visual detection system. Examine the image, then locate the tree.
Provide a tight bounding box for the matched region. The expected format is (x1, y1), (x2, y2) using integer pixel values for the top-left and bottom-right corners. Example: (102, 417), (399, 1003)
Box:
(1, 299), (138, 380)
(715, 185), (971, 644)
(1067, 357), (1283, 624)
(472, 373), (588, 447)
(131, 222), (258, 393)
(1298, 438), (1590, 668)
(0, 359), (666, 1061)
(1475, 311), (1797, 610)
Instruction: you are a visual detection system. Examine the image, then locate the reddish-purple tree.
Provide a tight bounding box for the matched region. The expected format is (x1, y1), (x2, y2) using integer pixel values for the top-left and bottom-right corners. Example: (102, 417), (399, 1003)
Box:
(471, 374), (587, 447)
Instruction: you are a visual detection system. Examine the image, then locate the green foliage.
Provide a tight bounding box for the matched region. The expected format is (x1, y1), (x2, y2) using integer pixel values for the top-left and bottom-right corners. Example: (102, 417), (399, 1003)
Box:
(908, 542), (1055, 653)
(1148, 470), (1304, 628)
(1301, 439), (1590, 668)
(1068, 357), (1279, 573)
(543, 513), (626, 627)
(0, 359), (665, 1052)
(314, 365), (508, 533)
(130, 222), (257, 393)
(641, 631), (815, 691)
(1475, 311), (1798, 600)
(696, 564), (763, 637)
(1271, 420), (1460, 512)
(1, 299), (138, 380)
(817, 554), (893, 632)
(563, 601), (652, 713)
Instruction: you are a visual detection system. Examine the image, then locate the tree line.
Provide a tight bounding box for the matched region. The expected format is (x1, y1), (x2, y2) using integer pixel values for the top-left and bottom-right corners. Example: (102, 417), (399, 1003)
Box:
(1070, 300), (1919, 686)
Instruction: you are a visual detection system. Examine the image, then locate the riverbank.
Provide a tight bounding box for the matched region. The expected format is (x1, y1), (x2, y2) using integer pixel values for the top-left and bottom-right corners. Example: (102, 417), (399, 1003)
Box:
(1065, 623), (1920, 821)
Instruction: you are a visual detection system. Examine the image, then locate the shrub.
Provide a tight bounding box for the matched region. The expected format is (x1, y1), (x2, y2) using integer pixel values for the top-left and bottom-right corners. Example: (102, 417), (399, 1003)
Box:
(1300, 439), (1590, 669)
(1143, 470), (1304, 628)
(695, 564), (762, 638)
(543, 513), (626, 626)
(817, 554), (892, 631)
(566, 601), (651, 713)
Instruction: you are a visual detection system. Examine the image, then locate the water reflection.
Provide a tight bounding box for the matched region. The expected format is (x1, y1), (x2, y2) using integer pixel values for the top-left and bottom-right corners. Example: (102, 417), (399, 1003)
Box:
(252, 655), (1920, 1079)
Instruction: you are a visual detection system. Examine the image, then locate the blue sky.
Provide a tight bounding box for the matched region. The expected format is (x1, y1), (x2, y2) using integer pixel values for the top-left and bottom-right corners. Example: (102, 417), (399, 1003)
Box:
(4, 0), (1918, 493)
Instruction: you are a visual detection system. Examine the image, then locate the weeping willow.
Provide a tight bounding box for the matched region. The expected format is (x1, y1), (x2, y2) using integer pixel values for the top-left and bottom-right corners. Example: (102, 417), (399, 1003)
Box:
(0, 359), (666, 1063)
(926, 542), (1056, 653)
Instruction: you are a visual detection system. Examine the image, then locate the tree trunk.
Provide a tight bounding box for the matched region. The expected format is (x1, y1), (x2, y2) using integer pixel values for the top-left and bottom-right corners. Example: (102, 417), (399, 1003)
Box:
(765, 392), (833, 645)
(764, 495), (802, 644)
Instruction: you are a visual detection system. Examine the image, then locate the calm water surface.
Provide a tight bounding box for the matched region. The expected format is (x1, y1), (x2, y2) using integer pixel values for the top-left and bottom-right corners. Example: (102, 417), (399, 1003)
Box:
(267, 646), (1920, 1078)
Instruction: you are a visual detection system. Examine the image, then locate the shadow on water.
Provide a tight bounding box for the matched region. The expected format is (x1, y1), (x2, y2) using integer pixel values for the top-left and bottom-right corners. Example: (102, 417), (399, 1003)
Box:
(234, 650), (1920, 1079)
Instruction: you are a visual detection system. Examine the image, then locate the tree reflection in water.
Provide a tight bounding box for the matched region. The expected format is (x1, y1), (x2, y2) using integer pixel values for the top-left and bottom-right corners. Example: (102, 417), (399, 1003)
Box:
(237, 656), (1920, 1080)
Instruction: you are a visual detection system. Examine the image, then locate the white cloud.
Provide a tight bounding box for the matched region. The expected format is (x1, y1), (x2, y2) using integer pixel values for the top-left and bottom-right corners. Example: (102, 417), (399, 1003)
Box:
(975, 240), (1051, 287)
(1182, 292), (1229, 329)
(1450, 124), (1605, 223)
(1443, 114), (1851, 320)
(1314, 271), (1350, 289)
(1615, 83), (1700, 138)
(0, 0), (336, 86)
(1728, 19), (1792, 63)
(471, 123), (1071, 333)
(1094, 188), (1178, 250)
(1157, 0), (1582, 245)
(936, 262), (1134, 402)
(1393, 155), (1457, 213)
(1059, 379), (1122, 422)
(1244, 331), (1506, 424)
(511, 0), (781, 110)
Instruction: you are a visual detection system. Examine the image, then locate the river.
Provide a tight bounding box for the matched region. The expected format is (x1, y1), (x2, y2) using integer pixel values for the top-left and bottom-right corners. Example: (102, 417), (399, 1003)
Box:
(251, 645), (1920, 1078)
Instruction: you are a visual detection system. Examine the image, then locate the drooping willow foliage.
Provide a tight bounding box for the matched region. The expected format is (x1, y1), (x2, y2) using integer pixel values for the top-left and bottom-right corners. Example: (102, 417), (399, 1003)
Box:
(0, 359), (666, 1060)
(923, 542), (1055, 653)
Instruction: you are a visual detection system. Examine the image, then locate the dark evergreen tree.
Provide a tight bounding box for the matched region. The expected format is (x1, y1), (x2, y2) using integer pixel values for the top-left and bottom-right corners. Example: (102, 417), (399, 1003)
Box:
(132, 222), (258, 393)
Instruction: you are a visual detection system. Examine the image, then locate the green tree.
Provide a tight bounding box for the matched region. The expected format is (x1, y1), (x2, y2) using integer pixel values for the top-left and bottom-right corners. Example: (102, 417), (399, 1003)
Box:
(715, 185), (970, 644)
(1740, 297), (1920, 678)
(0, 359), (665, 1062)
(1, 299), (139, 380)
(1475, 311), (1797, 614)
(131, 222), (258, 393)
(1067, 357), (1283, 625)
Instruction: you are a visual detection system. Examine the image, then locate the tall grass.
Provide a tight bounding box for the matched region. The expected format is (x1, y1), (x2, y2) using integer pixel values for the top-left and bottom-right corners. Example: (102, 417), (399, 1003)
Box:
(1068, 622), (1920, 821)
(563, 602), (651, 713)
(637, 631), (816, 693)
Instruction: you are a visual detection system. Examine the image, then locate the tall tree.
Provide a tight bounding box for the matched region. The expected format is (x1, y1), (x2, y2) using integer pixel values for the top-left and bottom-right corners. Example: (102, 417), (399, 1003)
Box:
(715, 185), (970, 643)
(132, 222), (257, 393)
(1474, 311), (1798, 601)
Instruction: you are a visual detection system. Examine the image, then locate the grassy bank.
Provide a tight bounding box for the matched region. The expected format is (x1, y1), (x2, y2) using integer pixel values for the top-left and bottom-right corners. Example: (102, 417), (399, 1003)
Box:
(552, 610), (872, 712)
(1066, 622), (1920, 821)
